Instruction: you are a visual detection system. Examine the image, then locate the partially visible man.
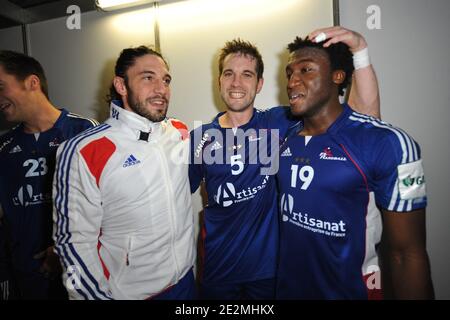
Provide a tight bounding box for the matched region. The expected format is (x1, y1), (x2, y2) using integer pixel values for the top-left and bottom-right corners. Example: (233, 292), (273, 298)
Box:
(276, 35), (434, 299)
(0, 50), (98, 299)
(189, 27), (380, 300)
(53, 46), (196, 300)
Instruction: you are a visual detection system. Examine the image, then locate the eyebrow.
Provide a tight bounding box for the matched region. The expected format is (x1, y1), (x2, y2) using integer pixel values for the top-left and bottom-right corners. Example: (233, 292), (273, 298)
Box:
(222, 68), (256, 75)
(292, 58), (315, 64)
(139, 70), (172, 80)
(286, 58), (315, 71)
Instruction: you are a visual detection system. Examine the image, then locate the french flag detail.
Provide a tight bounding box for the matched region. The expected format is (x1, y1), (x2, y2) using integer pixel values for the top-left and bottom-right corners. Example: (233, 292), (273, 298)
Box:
(170, 119), (189, 140)
(80, 137), (116, 187)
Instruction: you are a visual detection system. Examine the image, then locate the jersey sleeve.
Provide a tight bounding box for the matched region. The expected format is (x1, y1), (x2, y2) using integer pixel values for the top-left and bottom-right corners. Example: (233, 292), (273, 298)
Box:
(370, 130), (427, 212)
(79, 117), (99, 131)
(52, 140), (112, 300)
(64, 113), (99, 139)
(189, 127), (204, 193)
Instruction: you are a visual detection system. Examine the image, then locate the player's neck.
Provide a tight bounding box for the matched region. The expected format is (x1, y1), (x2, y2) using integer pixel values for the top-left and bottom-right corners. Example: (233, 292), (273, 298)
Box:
(219, 107), (254, 128)
(300, 100), (343, 136)
(23, 98), (61, 134)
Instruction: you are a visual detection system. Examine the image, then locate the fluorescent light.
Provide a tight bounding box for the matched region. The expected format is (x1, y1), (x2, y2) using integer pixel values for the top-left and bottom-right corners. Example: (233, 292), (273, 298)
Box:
(96, 0), (160, 11)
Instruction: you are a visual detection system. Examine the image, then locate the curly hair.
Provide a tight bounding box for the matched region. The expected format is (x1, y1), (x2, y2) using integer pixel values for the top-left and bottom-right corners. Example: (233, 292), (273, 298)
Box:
(287, 36), (354, 96)
(218, 39), (264, 79)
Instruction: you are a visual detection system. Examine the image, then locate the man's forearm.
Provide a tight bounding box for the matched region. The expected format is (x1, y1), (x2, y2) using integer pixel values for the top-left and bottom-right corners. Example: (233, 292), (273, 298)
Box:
(389, 250), (434, 299)
(348, 64), (380, 118)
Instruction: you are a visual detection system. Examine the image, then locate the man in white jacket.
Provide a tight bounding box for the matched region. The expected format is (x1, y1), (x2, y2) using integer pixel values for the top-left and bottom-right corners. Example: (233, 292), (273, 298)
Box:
(52, 46), (196, 300)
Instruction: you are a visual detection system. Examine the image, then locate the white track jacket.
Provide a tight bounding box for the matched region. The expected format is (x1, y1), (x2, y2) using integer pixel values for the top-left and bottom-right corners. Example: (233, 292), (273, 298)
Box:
(53, 102), (195, 300)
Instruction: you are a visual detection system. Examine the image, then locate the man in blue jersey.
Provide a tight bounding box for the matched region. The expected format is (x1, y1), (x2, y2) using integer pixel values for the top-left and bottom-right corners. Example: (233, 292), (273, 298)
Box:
(276, 36), (434, 299)
(189, 27), (381, 299)
(0, 50), (98, 299)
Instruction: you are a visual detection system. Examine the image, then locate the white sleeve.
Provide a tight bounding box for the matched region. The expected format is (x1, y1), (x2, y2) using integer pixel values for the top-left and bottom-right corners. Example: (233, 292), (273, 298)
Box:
(52, 140), (112, 300)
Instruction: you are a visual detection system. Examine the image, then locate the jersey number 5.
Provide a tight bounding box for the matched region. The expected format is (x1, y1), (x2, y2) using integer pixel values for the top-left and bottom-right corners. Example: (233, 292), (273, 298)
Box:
(230, 154), (244, 175)
(291, 164), (314, 190)
(24, 158), (48, 177)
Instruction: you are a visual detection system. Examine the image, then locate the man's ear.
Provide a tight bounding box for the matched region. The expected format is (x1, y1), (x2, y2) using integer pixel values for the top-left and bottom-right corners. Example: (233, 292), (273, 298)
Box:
(25, 74), (41, 92)
(113, 76), (127, 96)
(332, 70), (346, 85)
(256, 77), (264, 94)
(218, 75), (222, 91)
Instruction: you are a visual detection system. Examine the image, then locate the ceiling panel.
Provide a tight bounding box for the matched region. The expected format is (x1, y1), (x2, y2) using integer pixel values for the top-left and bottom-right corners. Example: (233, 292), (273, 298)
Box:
(9, 0), (58, 8)
(0, 0), (97, 29)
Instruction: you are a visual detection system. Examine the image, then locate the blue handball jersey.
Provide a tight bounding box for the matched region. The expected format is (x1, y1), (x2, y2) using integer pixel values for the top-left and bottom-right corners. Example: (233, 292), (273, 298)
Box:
(189, 106), (299, 285)
(0, 109), (97, 274)
(276, 104), (427, 299)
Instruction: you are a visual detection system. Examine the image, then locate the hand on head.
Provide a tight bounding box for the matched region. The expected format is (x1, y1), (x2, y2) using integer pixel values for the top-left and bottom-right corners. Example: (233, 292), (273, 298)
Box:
(308, 26), (368, 52)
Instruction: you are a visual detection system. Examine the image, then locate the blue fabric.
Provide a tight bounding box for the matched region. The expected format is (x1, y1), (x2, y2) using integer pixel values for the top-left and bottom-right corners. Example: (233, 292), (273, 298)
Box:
(152, 270), (197, 300)
(189, 106), (299, 293)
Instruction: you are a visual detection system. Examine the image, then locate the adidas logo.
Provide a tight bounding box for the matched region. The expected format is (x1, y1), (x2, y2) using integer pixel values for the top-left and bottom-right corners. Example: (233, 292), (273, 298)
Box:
(123, 154), (141, 168)
(281, 147), (292, 157)
(211, 141), (222, 151)
(9, 145), (22, 154)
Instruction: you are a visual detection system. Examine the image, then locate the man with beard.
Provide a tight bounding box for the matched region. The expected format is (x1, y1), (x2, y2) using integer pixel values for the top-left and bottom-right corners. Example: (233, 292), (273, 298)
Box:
(52, 46), (196, 300)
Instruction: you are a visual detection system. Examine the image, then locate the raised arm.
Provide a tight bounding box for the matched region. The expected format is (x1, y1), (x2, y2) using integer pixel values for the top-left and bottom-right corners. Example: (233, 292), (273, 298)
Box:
(309, 26), (380, 118)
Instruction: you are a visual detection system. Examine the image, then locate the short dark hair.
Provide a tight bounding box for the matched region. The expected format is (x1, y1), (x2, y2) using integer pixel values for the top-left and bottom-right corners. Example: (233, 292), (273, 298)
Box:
(219, 39), (264, 80)
(287, 37), (354, 96)
(0, 50), (49, 99)
(107, 45), (169, 103)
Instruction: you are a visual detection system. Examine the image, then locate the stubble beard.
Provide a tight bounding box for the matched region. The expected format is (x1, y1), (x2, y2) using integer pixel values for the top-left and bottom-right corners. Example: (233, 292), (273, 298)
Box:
(126, 84), (168, 123)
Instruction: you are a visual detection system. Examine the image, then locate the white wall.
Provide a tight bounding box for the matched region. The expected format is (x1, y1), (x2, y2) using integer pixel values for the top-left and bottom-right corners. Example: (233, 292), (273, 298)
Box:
(158, 0), (333, 128)
(340, 0), (450, 299)
(28, 7), (156, 121)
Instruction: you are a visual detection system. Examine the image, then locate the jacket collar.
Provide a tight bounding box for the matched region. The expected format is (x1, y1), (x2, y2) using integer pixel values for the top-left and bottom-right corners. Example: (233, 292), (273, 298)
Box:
(109, 100), (164, 141)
